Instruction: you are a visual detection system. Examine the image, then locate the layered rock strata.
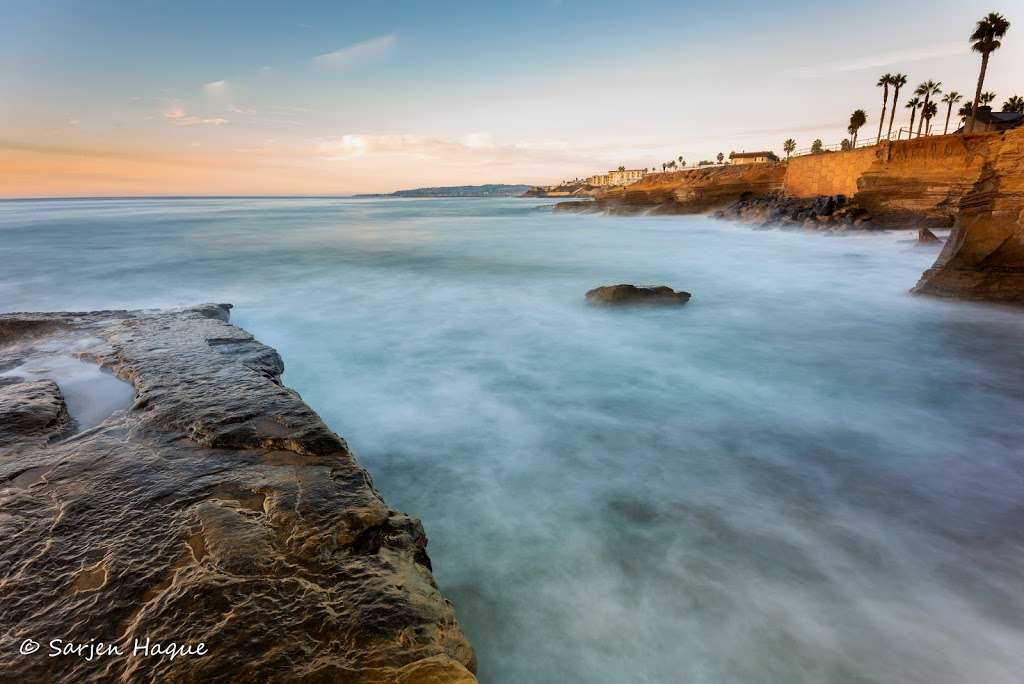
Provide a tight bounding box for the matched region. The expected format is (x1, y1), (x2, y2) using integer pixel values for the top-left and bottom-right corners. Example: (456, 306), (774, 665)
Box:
(572, 164), (787, 215)
(855, 133), (999, 228)
(0, 304), (476, 683)
(913, 128), (1024, 303)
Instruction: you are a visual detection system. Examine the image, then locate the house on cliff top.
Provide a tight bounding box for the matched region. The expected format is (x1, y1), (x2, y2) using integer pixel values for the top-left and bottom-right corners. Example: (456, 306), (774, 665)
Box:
(956, 106), (1024, 134)
(729, 151), (779, 165)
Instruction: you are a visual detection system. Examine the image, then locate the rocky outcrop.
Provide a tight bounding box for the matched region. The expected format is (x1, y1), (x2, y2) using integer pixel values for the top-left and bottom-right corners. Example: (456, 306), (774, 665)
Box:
(591, 164), (786, 214)
(0, 305), (476, 684)
(855, 134), (999, 228)
(523, 182), (599, 198)
(552, 200), (600, 213)
(713, 192), (876, 231)
(917, 228), (942, 245)
(585, 284), (691, 306)
(0, 379), (72, 446)
(913, 127), (1024, 303)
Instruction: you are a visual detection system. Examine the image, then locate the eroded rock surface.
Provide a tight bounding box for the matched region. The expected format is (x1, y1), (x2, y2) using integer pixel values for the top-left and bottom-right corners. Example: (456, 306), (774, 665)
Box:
(0, 304), (476, 683)
(0, 379), (71, 446)
(855, 134), (997, 229)
(589, 164), (787, 215)
(914, 128), (1024, 304)
(585, 284), (692, 306)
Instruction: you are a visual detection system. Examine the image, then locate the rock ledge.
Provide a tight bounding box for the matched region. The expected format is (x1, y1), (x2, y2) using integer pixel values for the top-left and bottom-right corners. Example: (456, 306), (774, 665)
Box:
(0, 304), (476, 684)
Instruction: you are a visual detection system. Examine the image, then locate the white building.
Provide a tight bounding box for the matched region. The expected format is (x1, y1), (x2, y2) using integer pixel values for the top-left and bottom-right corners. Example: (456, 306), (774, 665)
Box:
(588, 169), (647, 187)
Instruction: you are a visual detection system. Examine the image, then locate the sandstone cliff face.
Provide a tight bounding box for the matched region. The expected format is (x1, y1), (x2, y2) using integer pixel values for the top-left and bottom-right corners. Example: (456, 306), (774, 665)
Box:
(784, 146), (879, 198)
(594, 164), (786, 214)
(0, 305), (476, 684)
(913, 128), (1024, 303)
(855, 134), (998, 228)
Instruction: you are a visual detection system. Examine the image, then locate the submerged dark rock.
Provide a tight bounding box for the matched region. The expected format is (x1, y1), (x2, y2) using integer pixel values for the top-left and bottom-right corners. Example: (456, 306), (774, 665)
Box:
(917, 227), (942, 244)
(585, 284), (692, 306)
(0, 305), (476, 683)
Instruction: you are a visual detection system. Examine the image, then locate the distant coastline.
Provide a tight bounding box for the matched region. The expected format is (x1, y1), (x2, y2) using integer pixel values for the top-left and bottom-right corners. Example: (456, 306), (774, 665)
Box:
(352, 184), (532, 198)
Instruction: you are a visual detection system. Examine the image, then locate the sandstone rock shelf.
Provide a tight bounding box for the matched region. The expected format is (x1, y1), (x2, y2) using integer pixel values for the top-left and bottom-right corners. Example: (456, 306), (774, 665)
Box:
(0, 304), (476, 684)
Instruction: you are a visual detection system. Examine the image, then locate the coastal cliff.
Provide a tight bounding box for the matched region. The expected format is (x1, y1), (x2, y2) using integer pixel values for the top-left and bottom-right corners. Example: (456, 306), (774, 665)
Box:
(553, 129), (1024, 304)
(913, 127), (1024, 303)
(854, 134), (999, 228)
(0, 305), (476, 683)
(583, 164), (786, 214)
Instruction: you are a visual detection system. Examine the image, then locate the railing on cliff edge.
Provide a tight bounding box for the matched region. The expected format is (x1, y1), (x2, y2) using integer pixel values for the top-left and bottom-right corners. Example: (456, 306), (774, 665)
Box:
(790, 126), (966, 158)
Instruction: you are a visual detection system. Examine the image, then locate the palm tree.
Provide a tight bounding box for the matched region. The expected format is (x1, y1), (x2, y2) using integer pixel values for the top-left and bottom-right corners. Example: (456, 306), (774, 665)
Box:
(980, 91), (997, 105)
(716, 152), (725, 164)
(967, 12), (1011, 133)
(847, 109), (867, 147)
(1003, 95), (1024, 113)
(810, 139), (823, 154)
(941, 91), (963, 134)
(678, 155), (684, 168)
(887, 73), (908, 139)
(876, 73), (894, 141)
(783, 138), (796, 158)
(958, 102), (974, 127)
(905, 96), (922, 138)
(661, 163), (667, 172)
(923, 101), (938, 134)
(915, 80), (942, 135)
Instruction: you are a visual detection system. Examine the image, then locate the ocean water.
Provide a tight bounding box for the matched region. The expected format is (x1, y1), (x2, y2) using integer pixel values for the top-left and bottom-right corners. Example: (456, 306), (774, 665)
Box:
(2, 197), (1024, 683)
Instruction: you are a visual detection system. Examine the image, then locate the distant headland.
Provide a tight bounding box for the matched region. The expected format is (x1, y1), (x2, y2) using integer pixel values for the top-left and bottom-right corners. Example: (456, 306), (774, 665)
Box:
(353, 184), (532, 198)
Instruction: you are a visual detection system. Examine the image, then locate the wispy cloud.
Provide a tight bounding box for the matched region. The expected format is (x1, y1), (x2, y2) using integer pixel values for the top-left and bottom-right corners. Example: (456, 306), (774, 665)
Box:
(162, 102), (228, 126)
(202, 80), (228, 95)
(783, 42), (969, 78)
(312, 35), (396, 69)
(319, 133), (498, 161)
(316, 132), (606, 168)
(175, 116), (229, 126)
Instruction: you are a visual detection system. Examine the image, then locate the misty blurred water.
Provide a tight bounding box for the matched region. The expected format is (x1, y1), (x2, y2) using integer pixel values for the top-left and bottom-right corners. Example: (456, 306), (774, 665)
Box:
(2, 197), (1024, 683)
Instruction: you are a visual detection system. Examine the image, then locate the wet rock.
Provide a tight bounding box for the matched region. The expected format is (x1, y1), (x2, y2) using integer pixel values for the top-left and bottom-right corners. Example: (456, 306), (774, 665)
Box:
(585, 284), (692, 306)
(0, 379), (72, 446)
(552, 200), (599, 213)
(917, 228), (942, 245)
(0, 304), (476, 683)
(714, 192), (878, 232)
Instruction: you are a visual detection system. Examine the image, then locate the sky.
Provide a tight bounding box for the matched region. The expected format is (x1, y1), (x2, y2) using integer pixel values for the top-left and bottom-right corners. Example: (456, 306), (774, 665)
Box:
(1, 0), (1021, 197)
